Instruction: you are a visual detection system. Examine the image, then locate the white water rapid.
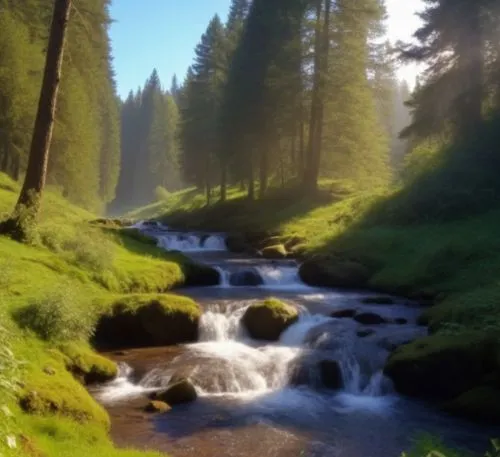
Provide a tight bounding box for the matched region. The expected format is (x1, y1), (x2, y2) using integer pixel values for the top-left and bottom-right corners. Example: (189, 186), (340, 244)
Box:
(98, 302), (391, 405)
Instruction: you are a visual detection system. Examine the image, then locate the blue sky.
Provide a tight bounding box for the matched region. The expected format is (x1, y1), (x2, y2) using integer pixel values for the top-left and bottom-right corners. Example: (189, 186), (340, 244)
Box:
(110, 0), (423, 99)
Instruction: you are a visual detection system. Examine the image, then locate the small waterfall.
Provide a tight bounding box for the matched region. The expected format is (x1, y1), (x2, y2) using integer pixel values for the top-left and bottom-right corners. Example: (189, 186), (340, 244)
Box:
(155, 232), (227, 252)
(97, 304), (393, 404)
(214, 267), (231, 287)
(198, 303), (248, 341)
(256, 265), (304, 289)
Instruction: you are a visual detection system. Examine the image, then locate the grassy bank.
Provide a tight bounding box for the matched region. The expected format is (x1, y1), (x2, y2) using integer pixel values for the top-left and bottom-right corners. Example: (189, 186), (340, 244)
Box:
(0, 173), (213, 457)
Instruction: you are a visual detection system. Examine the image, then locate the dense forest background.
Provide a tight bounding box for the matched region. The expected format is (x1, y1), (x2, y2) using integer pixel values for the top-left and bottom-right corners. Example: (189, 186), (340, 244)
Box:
(0, 0), (413, 215)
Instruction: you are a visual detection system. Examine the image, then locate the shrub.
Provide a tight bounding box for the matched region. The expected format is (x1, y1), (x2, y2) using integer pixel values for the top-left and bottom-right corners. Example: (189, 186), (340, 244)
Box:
(39, 222), (116, 273)
(15, 282), (95, 342)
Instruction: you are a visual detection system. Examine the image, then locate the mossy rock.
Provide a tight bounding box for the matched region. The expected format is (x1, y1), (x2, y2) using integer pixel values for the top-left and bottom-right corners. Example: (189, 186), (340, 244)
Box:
(299, 258), (372, 289)
(445, 386), (500, 422)
(94, 294), (202, 349)
(59, 342), (118, 385)
(384, 334), (498, 400)
(145, 400), (172, 413)
(261, 244), (287, 259)
(182, 261), (220, 287)
(155, 379), (197, 405)
(242, 298), (298, 341)
(20, 374), (110, 427)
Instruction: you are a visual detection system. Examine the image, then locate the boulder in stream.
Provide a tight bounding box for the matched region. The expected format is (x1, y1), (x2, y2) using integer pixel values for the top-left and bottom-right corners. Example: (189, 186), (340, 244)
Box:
(93, 295), (202, 349)
(384, 334), (497, 401)
(155, 378), (197, 405)
(225, 234), (249, 253)
(331, 309), (357, 319)
(319, 360), (343, 390)
(242, 298), (298, 341)
(354, 312), (389, 325)
(299, 258), (372, 289)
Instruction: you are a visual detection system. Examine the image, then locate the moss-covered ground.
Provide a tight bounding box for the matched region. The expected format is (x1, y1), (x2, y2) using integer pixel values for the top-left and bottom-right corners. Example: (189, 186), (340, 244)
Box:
(0, 173), (211, 457)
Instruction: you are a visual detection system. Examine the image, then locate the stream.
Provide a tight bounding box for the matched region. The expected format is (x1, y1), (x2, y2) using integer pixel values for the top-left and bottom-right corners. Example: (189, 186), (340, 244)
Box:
(95, 224), (495, 457)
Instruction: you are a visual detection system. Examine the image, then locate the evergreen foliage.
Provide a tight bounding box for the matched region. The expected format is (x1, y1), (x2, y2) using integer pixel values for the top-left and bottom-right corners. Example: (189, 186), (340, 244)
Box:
(112, 71), (181, 212)
(0, 0), (120, 212)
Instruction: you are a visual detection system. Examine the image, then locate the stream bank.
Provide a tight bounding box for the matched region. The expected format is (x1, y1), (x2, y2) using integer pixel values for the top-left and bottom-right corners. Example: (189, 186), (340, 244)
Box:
(92, 226), (496, 457)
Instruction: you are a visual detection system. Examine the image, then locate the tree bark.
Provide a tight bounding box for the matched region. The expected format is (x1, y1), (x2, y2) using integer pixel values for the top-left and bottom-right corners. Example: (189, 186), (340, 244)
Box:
(3, 0), (72, 240)
(303, 0), (323, 192)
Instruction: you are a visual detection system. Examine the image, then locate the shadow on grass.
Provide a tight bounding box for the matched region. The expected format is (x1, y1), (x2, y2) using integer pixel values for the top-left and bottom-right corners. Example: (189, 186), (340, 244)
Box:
(159, 185), (346, 234)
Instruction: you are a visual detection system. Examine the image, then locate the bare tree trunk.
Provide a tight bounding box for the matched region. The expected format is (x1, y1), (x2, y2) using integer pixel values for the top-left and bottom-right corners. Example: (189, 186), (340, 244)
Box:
(304, 0), (330, 194)
(303, 0), (322, 192)
(2, 0), (72, 241)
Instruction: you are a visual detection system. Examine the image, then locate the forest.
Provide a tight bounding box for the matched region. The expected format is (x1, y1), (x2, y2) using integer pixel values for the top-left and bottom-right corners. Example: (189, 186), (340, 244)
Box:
(1, 1), (500, 457)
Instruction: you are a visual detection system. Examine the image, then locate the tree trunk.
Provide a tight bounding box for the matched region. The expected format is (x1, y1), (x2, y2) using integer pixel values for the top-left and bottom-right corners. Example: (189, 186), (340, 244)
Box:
(303, 0), (323, 192)
(304, 0), (330, 193)
(1, 0), (72, 241)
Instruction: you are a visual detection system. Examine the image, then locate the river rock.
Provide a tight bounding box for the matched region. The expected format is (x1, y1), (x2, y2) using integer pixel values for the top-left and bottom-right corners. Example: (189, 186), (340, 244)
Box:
(394, 318), (408, 325)
(242, 298), (298, 341)
(155, 378), (197, 405)
(225, 234), (249, 253)
(331, 309), (357, 319)
(319, 360), (343, 390)
(384, 334), (497, 400)
(229, 269), (264, 287)
(354, 312), (388, 325)
(144, 400), (171, 413)
(299, 258), (372, 289)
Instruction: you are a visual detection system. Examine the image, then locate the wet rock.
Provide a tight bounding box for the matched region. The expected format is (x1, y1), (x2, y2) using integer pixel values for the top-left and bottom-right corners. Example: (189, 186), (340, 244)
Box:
(225, 234), (249, 253)
(384, 334), (497, 400)
(319, 360), (343, 390)
(357, 329), (375, 338)
(394, 318), (408, 325)
(183, 261), (221, 287)
(155, 378), (197, 405)
(361, 296), (396, 305)
(299, 258), (372, 289)
(242, 298), (298, 341)
(229, 269), (264, 287)
(331, 309), (357, 319)
(261, 245), (287, 259)
(144, 400), (171, 413)
(354, 312), (388, 325)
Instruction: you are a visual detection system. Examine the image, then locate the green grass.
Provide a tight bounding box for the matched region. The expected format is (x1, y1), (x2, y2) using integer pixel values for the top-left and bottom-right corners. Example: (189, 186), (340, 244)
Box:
(0, 173), (205, 456)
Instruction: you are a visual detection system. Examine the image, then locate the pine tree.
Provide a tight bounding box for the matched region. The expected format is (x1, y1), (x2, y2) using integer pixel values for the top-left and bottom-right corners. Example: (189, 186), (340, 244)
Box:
(400, 0), (490, 140)
(321, 0), (390, 188)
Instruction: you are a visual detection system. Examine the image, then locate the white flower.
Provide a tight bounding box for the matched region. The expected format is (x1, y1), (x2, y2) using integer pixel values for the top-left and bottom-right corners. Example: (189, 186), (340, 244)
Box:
(6, 435), (16, 449)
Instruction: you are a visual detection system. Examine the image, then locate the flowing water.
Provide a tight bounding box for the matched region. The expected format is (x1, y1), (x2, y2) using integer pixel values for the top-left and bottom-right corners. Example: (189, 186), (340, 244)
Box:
(96, 227), (495, 457)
